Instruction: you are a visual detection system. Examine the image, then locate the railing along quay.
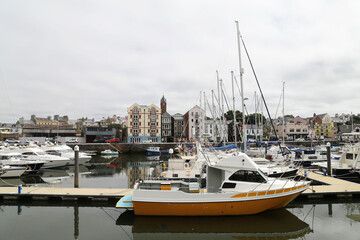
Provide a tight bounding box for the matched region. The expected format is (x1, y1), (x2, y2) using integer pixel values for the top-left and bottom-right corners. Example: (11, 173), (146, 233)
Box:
(66, 142), (179, 153)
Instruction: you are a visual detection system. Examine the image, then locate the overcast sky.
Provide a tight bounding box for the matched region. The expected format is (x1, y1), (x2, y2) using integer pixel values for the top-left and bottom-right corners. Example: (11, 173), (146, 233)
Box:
(1, 0), (360, 123)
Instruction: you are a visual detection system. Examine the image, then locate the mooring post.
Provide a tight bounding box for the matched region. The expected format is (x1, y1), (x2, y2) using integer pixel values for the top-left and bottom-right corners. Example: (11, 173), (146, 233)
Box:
(265, 141), (268, 156)
(328, 203), (333, 216)
(326, 142), (331, 176)
(74, 205), (79, 239)
(74, 145), (79, 188)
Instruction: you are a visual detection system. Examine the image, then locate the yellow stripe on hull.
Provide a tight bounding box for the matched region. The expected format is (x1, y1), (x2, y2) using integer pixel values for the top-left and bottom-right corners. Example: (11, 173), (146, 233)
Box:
(133, 192), (302, 216)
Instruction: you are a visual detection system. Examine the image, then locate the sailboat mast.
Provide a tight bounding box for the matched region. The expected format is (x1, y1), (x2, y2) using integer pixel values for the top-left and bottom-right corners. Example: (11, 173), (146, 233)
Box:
(212, 90), (216, 142)
(231, 71), (237, 144)
(255, 91), (257, 141)
(216, 71), (222, 143)
(282, 82), (285, 144)
(220, 79), (226, 145)
(236, 21), (246, 152)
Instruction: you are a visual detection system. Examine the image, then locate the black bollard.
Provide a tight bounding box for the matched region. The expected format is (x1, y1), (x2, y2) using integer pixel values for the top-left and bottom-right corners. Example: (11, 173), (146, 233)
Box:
(326, 142), (331, 176)
(74, 145), (79, 188)
(265, 141), (268, 156)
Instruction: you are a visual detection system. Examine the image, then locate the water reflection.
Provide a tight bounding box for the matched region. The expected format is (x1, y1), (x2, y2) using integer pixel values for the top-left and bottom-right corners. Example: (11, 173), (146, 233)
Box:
(0, 153), (167, 188)
(1, 203), (360, 239)
(345, 203), (360, 222)
(116, 209), (311, 240)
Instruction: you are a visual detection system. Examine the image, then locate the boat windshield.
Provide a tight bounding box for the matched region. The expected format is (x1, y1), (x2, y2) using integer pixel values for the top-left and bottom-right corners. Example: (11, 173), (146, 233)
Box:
(229, 170), (267, 183)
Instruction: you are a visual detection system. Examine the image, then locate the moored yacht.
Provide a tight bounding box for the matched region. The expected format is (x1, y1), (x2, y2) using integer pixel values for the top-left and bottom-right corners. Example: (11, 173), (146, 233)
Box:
(15, 147), (72, 168)
(117, 152), (310, 216)
(314, 143), (360, 179)
(40, 144), (92, 165)
(0, 151), (45, 174)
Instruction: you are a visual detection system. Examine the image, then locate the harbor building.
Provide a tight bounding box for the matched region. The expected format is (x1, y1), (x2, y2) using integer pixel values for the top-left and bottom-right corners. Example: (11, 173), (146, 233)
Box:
(0, 123), (22, 141)
(274, 116), (309, 140)
(204, 119), (216, 142)
(19, 115), (77, 138)
(173, 113), (186, 142)
(160, 96), (174, 142)
(127, 103), (161, 143)
(312, 113), (336, 139)
(332, 113), (352, 125)
(184, 105), (205, 141)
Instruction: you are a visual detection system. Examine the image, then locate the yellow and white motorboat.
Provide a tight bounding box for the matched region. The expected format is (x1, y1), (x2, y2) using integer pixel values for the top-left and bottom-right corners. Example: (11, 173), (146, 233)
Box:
(116, 152), (310, 216)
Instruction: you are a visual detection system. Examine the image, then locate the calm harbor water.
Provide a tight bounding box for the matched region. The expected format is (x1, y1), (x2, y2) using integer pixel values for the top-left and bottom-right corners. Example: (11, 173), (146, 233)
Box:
(1, 153), (360, 239)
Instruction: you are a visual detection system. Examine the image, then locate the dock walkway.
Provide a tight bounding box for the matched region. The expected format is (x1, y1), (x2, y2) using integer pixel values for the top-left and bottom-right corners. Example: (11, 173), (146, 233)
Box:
(300, 170), (360, 198)
(0, 187), (133, 204)
(1, 170), (360, 205)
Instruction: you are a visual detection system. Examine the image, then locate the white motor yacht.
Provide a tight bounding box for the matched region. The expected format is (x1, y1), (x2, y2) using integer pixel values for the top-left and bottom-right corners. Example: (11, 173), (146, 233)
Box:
(314, 143), (360, 179)
(40, 144), (92, 165)
(15, 147), (72, 168)
(0, 151), (45, 174)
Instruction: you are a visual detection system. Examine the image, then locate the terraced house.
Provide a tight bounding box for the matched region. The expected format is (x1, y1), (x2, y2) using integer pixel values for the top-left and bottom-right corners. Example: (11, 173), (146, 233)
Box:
(312, 113), (336, 139)
(127, 103), (161, 143)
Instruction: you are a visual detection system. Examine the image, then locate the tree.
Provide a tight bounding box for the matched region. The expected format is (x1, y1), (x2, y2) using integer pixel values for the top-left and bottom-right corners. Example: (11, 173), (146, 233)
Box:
(224, 110), (243, 122)
(247, 113), (266, 125)
(108, 123), (127, 141)
(346, 116), (360, 125)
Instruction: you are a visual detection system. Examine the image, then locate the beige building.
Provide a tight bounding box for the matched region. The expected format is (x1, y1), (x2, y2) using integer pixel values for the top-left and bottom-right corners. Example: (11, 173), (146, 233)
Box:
(274, 123), (309, 140)
(127, 103), (161, 143)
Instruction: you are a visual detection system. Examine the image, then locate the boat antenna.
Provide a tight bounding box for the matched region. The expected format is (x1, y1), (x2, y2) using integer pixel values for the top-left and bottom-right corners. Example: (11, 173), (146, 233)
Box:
(238, 28), (284, 155)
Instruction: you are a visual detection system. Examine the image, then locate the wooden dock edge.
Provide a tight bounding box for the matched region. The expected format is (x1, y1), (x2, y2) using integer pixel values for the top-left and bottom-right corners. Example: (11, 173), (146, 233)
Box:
(0, 187), (133, 207)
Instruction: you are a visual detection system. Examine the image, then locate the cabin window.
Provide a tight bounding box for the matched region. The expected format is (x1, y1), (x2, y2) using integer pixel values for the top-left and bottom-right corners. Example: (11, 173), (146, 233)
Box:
(172, 174), (178, 177)
(22, 152), (36, 155)
(346, 153), (357, 160)
(229, 170), (266, 183)
(222, 182), (236, 188)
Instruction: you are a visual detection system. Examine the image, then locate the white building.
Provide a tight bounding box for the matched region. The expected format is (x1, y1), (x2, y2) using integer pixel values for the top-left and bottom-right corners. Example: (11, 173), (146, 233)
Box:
(184, 105), (205, 141)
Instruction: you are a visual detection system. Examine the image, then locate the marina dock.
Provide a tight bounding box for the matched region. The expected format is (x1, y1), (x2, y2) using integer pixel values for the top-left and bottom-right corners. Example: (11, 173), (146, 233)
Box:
(1, 170), (360, 206)
(299, 170), (360, 199)
(0, 187), (133, 206)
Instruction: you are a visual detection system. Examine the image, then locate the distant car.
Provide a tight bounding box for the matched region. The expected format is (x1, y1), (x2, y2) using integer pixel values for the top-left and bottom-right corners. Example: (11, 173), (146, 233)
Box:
(5, 138), (20, 144)
(296, 138), (305, 142)
(106, 138), (120, 143)
(143, 140), (152, 143)
(94, 138), (108, 143)
(66, 138), (79, 143)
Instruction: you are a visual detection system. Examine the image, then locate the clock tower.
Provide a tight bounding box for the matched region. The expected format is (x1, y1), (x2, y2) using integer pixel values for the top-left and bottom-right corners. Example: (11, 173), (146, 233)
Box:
(160, 95), (167, 115)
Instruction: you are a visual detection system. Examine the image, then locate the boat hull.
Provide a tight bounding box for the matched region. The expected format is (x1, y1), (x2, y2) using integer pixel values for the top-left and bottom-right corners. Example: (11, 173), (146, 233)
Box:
(132, 191), (303, 216)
